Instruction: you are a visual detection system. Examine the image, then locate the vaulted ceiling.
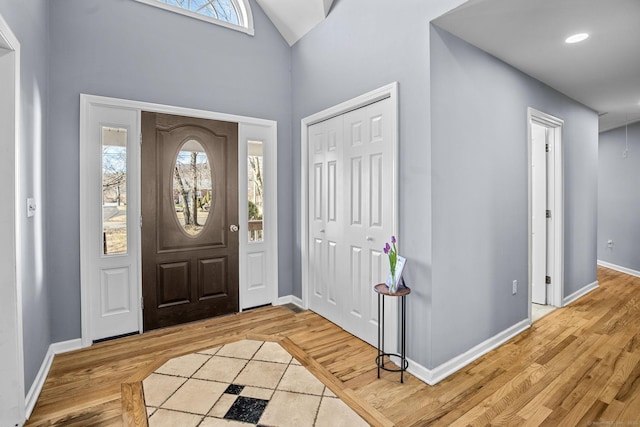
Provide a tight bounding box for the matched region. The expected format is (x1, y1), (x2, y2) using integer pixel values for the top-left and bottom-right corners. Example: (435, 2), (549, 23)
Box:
(261, 0), (639, 132)
(256, 0), (334, 46)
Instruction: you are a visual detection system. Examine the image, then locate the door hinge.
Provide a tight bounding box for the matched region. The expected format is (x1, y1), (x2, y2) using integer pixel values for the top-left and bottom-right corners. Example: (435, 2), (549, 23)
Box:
(140, 133), (143, 145)
(141, 297), (144, 310)
(140, 215), (143, 228)
(546, 210), (551, 219)
(545, 143), (549, 152)
(545, 276), (551, 284)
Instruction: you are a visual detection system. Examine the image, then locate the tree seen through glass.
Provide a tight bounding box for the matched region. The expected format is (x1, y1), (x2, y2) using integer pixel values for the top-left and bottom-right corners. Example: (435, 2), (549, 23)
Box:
(248, 141), (264, 242)
(173, 141), (212, 236)
(102, 127), (128, 255)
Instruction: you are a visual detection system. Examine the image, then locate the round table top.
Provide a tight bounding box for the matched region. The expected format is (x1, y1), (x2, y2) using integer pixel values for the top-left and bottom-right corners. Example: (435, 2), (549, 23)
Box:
(374, 283), (411, 297)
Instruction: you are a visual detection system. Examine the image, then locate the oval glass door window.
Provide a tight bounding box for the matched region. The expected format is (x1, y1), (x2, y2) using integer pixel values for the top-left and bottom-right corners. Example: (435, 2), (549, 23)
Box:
(173, 139), (212, 236)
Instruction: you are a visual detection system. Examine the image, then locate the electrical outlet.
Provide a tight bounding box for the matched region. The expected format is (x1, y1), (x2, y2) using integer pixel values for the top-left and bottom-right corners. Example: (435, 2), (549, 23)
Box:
(607, 239), (614, 249)
(512, 280), (518, 295)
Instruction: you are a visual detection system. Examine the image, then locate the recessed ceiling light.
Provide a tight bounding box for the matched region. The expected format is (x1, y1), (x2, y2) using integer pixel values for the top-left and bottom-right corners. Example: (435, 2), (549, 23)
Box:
(565, 33), (589, 44)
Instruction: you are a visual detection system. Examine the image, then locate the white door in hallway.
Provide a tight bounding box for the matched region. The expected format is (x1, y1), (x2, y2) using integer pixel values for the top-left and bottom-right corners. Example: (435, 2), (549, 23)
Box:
(308, 97), (395, 347)
(529, 108), (562, 308)
(531, 122), (548, 304)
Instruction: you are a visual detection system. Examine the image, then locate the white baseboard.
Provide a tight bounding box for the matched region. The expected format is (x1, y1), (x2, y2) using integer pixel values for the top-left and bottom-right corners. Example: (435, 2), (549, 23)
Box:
(25, 338), (82, 419)
(597, 260), (640, 279)
(406, 319), (530, 386)
(25, 350), (54, 420)
(563, 280), (599, 307)
(276, 295), (305, 309)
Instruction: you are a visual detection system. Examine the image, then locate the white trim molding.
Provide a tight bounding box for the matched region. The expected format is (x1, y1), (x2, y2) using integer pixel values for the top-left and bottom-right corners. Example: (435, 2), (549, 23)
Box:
(0, 12), (25, 426)
(25, 339), (82, 420)
(407, 319), (530, 386)
(276, 295), (304, 309)
(563, 280), (599, 307)
(598, 260), (640, 278)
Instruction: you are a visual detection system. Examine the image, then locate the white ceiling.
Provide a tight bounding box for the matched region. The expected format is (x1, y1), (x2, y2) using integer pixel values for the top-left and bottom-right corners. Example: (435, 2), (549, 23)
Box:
(256, 0), (334, 46)
(434, 0), (640, 132)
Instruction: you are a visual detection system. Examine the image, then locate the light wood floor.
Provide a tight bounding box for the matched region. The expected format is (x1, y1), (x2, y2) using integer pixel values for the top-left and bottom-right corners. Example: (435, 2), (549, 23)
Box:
(27, 266), (640, 426)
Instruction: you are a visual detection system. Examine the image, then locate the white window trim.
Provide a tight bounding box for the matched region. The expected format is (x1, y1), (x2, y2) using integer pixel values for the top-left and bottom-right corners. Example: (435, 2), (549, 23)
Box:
(133, 0), (255, 36)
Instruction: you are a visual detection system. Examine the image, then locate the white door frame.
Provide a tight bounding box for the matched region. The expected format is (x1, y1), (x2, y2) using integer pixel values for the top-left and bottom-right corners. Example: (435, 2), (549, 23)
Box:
(301, 82), (399, 346)
(527, 107), (564, 318)
(0, 13), (25, 425)
(80, 94), (278, 347)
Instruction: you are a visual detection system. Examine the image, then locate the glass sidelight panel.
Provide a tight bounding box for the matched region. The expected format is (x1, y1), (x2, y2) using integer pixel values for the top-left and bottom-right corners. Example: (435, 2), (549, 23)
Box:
(248, 140), (264, 242)
(173, 139), (211, 236)
(102, 126), (128, 255)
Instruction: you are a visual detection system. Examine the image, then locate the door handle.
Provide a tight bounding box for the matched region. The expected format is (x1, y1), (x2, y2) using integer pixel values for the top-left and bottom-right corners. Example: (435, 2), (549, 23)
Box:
(229, 224), (239, 232)
(366, 236), (374, 241)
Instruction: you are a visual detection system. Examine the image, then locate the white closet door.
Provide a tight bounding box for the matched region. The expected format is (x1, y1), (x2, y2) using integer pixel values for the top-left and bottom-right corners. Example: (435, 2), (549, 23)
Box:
(342, 100), (394, 345)
(307, 97), (394, 348)
(308, 115), (344, 322)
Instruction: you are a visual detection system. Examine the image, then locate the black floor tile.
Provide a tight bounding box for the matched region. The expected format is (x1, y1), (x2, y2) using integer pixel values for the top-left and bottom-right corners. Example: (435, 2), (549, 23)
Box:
(225, 384), (244, 395)
(224, 396), (269, 424)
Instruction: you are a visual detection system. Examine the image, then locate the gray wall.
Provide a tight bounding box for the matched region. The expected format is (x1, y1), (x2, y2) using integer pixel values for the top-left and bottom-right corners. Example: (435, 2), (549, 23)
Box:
(2, 0), (603, 393)
(291, 0), (467, 370)
(291, 0), (598, 370)
(598, 122), (640, 271)
(47, 0), (292, 341)
(0, 0), (51, 392)
(430, 27), (598, 366)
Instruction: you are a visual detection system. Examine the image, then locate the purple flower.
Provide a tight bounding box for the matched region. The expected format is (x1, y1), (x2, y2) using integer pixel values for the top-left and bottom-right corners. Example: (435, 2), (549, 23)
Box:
(383, 243), (390, 254)
(391, 235), (396, 244)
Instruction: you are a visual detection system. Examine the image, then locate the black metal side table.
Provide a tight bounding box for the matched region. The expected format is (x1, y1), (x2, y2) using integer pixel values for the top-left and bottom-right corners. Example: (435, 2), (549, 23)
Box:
(374, 283), (410, 383)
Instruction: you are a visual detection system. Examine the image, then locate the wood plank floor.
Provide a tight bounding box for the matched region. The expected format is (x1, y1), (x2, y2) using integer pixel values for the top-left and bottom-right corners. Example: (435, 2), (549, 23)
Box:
(26, 266), (640, 426)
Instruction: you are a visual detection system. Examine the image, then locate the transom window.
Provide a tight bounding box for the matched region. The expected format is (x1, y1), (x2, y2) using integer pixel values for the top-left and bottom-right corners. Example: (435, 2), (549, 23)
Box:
(134, 0), (254, 35)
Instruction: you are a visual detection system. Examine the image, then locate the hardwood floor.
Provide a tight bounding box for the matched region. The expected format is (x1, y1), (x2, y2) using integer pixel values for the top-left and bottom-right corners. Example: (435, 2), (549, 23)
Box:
(26, 267), (640, 426)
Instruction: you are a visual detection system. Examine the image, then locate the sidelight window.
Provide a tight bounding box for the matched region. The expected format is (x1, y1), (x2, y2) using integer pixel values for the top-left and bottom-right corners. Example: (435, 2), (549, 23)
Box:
(102, 126), (128, 255)
(248, 140), (264, 242)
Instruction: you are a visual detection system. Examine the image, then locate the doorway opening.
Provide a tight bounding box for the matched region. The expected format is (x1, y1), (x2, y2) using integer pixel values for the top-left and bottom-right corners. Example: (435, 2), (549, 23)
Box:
(80, 95), (278, 345)
(528, 108), (564, 323)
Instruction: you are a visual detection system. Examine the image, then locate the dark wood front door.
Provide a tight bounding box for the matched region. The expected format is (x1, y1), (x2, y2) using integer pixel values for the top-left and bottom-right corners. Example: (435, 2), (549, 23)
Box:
(141, 112), (239, 331)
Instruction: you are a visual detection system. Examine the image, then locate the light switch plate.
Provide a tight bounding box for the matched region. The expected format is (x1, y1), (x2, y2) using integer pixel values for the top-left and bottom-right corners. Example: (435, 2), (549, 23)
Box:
(27, 198), (36, 217)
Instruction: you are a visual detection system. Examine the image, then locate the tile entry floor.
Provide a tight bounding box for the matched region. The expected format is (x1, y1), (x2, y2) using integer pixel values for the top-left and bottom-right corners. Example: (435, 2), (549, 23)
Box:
(143, 339), (369, 427)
